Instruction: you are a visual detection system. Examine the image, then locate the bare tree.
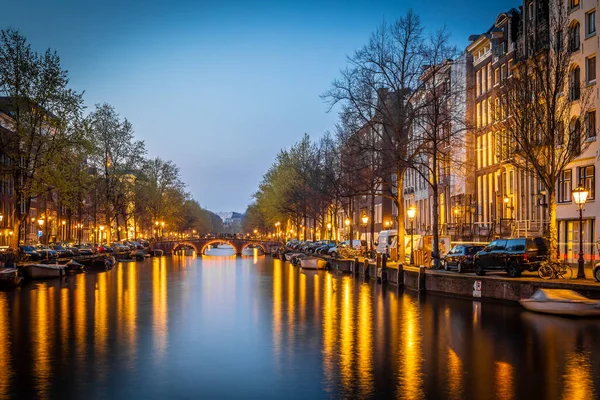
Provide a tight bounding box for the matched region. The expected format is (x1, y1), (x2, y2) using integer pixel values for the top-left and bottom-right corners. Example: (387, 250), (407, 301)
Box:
(501, 1), (594, 260)
(323, 10), (425, 261)
(409, 27), (466, 266)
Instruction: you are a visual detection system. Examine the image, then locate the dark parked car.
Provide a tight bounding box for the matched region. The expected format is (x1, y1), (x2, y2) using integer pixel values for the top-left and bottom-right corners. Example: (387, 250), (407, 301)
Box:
(35, 246), (59, 260)
(51, 244), (73, 257)
(473, 237), (549, 278)
(19, 245), (42, 261)
(443, 245), (485, 273)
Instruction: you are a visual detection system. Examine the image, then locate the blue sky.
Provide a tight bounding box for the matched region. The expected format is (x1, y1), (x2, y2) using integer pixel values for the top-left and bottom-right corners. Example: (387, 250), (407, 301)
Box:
(1, 0), (516, 213)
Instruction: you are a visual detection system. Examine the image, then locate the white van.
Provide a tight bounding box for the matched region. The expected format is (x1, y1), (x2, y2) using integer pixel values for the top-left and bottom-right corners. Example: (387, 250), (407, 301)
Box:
(376, 230), (397, 254)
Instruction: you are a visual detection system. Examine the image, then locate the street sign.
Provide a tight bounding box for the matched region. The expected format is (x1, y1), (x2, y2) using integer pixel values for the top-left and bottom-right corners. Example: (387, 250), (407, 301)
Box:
(473, 280), (482, 298)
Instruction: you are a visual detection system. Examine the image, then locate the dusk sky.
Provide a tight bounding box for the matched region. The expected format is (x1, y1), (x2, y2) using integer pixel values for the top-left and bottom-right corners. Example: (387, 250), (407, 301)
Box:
(2, 0), (516, 213)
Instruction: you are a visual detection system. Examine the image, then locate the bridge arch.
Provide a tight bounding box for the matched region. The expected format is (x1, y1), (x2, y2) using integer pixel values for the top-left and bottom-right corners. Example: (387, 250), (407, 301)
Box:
(173, 242), (201, 254)
(240, 242), (267, 254)
(198, 239), (241, 255)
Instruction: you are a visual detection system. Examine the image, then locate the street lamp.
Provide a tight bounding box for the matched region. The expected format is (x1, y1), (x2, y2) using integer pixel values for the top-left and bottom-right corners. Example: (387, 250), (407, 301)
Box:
(361, 212), (369, 255)
(407, 205), (417, 265)
(37, 218), (44, 245)
(327, 222), (332, 240)
(572, 185), (589, 279)
(76, 223), (83, 245)
(99, 225), (105, 243)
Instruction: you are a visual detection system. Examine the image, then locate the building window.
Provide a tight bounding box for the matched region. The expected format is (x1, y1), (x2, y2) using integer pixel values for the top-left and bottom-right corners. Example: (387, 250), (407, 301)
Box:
(587, 56), (596, 83)
(528, 2), (534, 20)
(586, 10), (596, 36)
(494, 68), (500, 86)
(569, 0), (580, 10)
(501, 64), (507, 81)
(570, 119), (582, 155)
(558, 169), (572, 203)
(569, 21), (580, 52)
(587, 110), (596, 137)
(507, 60), (513, 76)
(569, 65), (581, 100)
(579, 165), (595, 199)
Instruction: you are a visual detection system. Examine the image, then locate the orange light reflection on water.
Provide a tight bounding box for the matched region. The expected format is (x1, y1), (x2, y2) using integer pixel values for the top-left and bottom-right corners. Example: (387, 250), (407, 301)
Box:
(153, 257), (168, 361)
(0, 295), (11, 398)
(397, 295), (424, 399)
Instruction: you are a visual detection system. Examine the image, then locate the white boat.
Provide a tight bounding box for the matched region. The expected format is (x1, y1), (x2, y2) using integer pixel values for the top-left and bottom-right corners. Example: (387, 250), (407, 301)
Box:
(300, 257), (328, 270)
(519, 289), (600, 317)
(20, 263), (67, 279)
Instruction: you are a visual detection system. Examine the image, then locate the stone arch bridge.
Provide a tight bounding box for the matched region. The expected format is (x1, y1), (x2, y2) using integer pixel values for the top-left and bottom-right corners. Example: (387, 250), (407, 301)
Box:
(152, 238), (283, 256)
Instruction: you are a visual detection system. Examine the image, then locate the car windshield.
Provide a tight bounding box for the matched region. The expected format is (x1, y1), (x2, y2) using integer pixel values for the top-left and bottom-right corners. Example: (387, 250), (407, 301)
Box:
(466, 246), (484, 255)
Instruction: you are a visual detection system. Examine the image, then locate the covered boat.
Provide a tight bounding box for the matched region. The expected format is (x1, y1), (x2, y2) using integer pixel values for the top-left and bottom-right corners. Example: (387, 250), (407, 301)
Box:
(519, 289), (600, 317)
(20, 263), (66, 279)
(299, 257), (328, 270)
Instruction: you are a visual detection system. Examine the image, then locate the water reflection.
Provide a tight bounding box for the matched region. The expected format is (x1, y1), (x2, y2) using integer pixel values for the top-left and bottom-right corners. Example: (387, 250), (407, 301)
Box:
(0, 257), (597, 399)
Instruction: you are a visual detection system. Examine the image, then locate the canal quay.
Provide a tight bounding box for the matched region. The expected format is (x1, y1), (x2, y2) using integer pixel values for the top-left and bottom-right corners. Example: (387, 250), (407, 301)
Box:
(0, 251), (598, 399)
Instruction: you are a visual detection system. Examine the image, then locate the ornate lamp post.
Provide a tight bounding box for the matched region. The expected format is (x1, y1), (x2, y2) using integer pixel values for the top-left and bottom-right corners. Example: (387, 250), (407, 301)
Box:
(327, 222), (332, 240)
(361, 212), (369, 255)
(407, 205), (417, 265)
(572, 185), (589, 279)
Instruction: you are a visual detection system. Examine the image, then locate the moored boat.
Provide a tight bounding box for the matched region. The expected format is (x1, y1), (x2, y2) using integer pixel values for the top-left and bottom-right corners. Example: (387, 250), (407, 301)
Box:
(65, 260), (86, 274)
(285, 252), (302, 262)
(20, 263), (66, 279)
(299, 257), (328, 270)
(0, 268), (22, 287)
(519, 289), (600, 317)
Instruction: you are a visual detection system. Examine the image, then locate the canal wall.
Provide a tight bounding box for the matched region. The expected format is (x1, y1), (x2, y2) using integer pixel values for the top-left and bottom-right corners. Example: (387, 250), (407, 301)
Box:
(333, 257), (600, 302)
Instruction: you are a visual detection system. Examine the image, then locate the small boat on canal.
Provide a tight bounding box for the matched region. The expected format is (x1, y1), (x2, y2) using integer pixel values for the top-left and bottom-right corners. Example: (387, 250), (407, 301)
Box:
(0, 268), (23, 287)
(519, 289), (600, 317)
(20, 263), (67, 279)
(299, 257), (327, 270)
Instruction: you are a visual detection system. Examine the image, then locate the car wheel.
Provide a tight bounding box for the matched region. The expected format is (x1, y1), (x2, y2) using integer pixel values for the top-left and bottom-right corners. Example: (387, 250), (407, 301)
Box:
(444, 261), (449, 271)
(474, 261), (485, 276)
(331, 252), (337, 258)
(595, 267), (600, 282)
(507, 262), (521, 278)
(457, 262), (463, 273)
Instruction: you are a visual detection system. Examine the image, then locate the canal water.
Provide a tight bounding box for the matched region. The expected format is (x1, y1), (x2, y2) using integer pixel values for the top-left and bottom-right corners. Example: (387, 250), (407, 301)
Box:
(0, 253), (598, 399)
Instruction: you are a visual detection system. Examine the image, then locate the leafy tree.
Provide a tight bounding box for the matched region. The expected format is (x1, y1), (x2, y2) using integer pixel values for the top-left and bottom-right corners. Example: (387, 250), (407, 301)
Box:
(0, 29), (84, 246)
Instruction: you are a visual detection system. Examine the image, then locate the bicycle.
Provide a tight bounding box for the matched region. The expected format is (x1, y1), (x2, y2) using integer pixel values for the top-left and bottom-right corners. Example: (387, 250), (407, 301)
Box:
(538, 260), (573, 280)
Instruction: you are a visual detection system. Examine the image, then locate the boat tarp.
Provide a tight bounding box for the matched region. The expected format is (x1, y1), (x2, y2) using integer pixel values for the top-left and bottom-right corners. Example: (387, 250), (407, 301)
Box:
(530, 289), (594, 303)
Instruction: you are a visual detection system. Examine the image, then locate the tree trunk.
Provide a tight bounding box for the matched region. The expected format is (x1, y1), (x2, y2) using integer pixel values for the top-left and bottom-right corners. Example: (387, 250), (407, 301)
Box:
(396, 172), (406, 263)
(548, 190), (558, 262)
(432, 143), (440, 269)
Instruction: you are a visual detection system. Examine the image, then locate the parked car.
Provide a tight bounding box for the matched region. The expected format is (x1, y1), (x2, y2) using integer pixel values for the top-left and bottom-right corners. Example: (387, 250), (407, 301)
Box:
(443, 245), (485, 273)
(96, 244), (114, 254)
(76, 245), (94, 256)
(473, 237), (549, 278)
(19, 245), (42, 261)
(51, 244), (73, 257)
(34, 246), (58, 259)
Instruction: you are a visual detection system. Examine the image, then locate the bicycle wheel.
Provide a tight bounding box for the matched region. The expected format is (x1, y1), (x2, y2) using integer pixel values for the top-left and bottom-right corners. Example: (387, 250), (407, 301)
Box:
(538, 264), (554, 280)
(558, 264), (573, 279)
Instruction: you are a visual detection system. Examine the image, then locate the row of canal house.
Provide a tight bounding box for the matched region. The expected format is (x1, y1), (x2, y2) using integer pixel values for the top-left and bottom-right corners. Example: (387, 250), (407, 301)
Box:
(338, 1), (600, 267)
